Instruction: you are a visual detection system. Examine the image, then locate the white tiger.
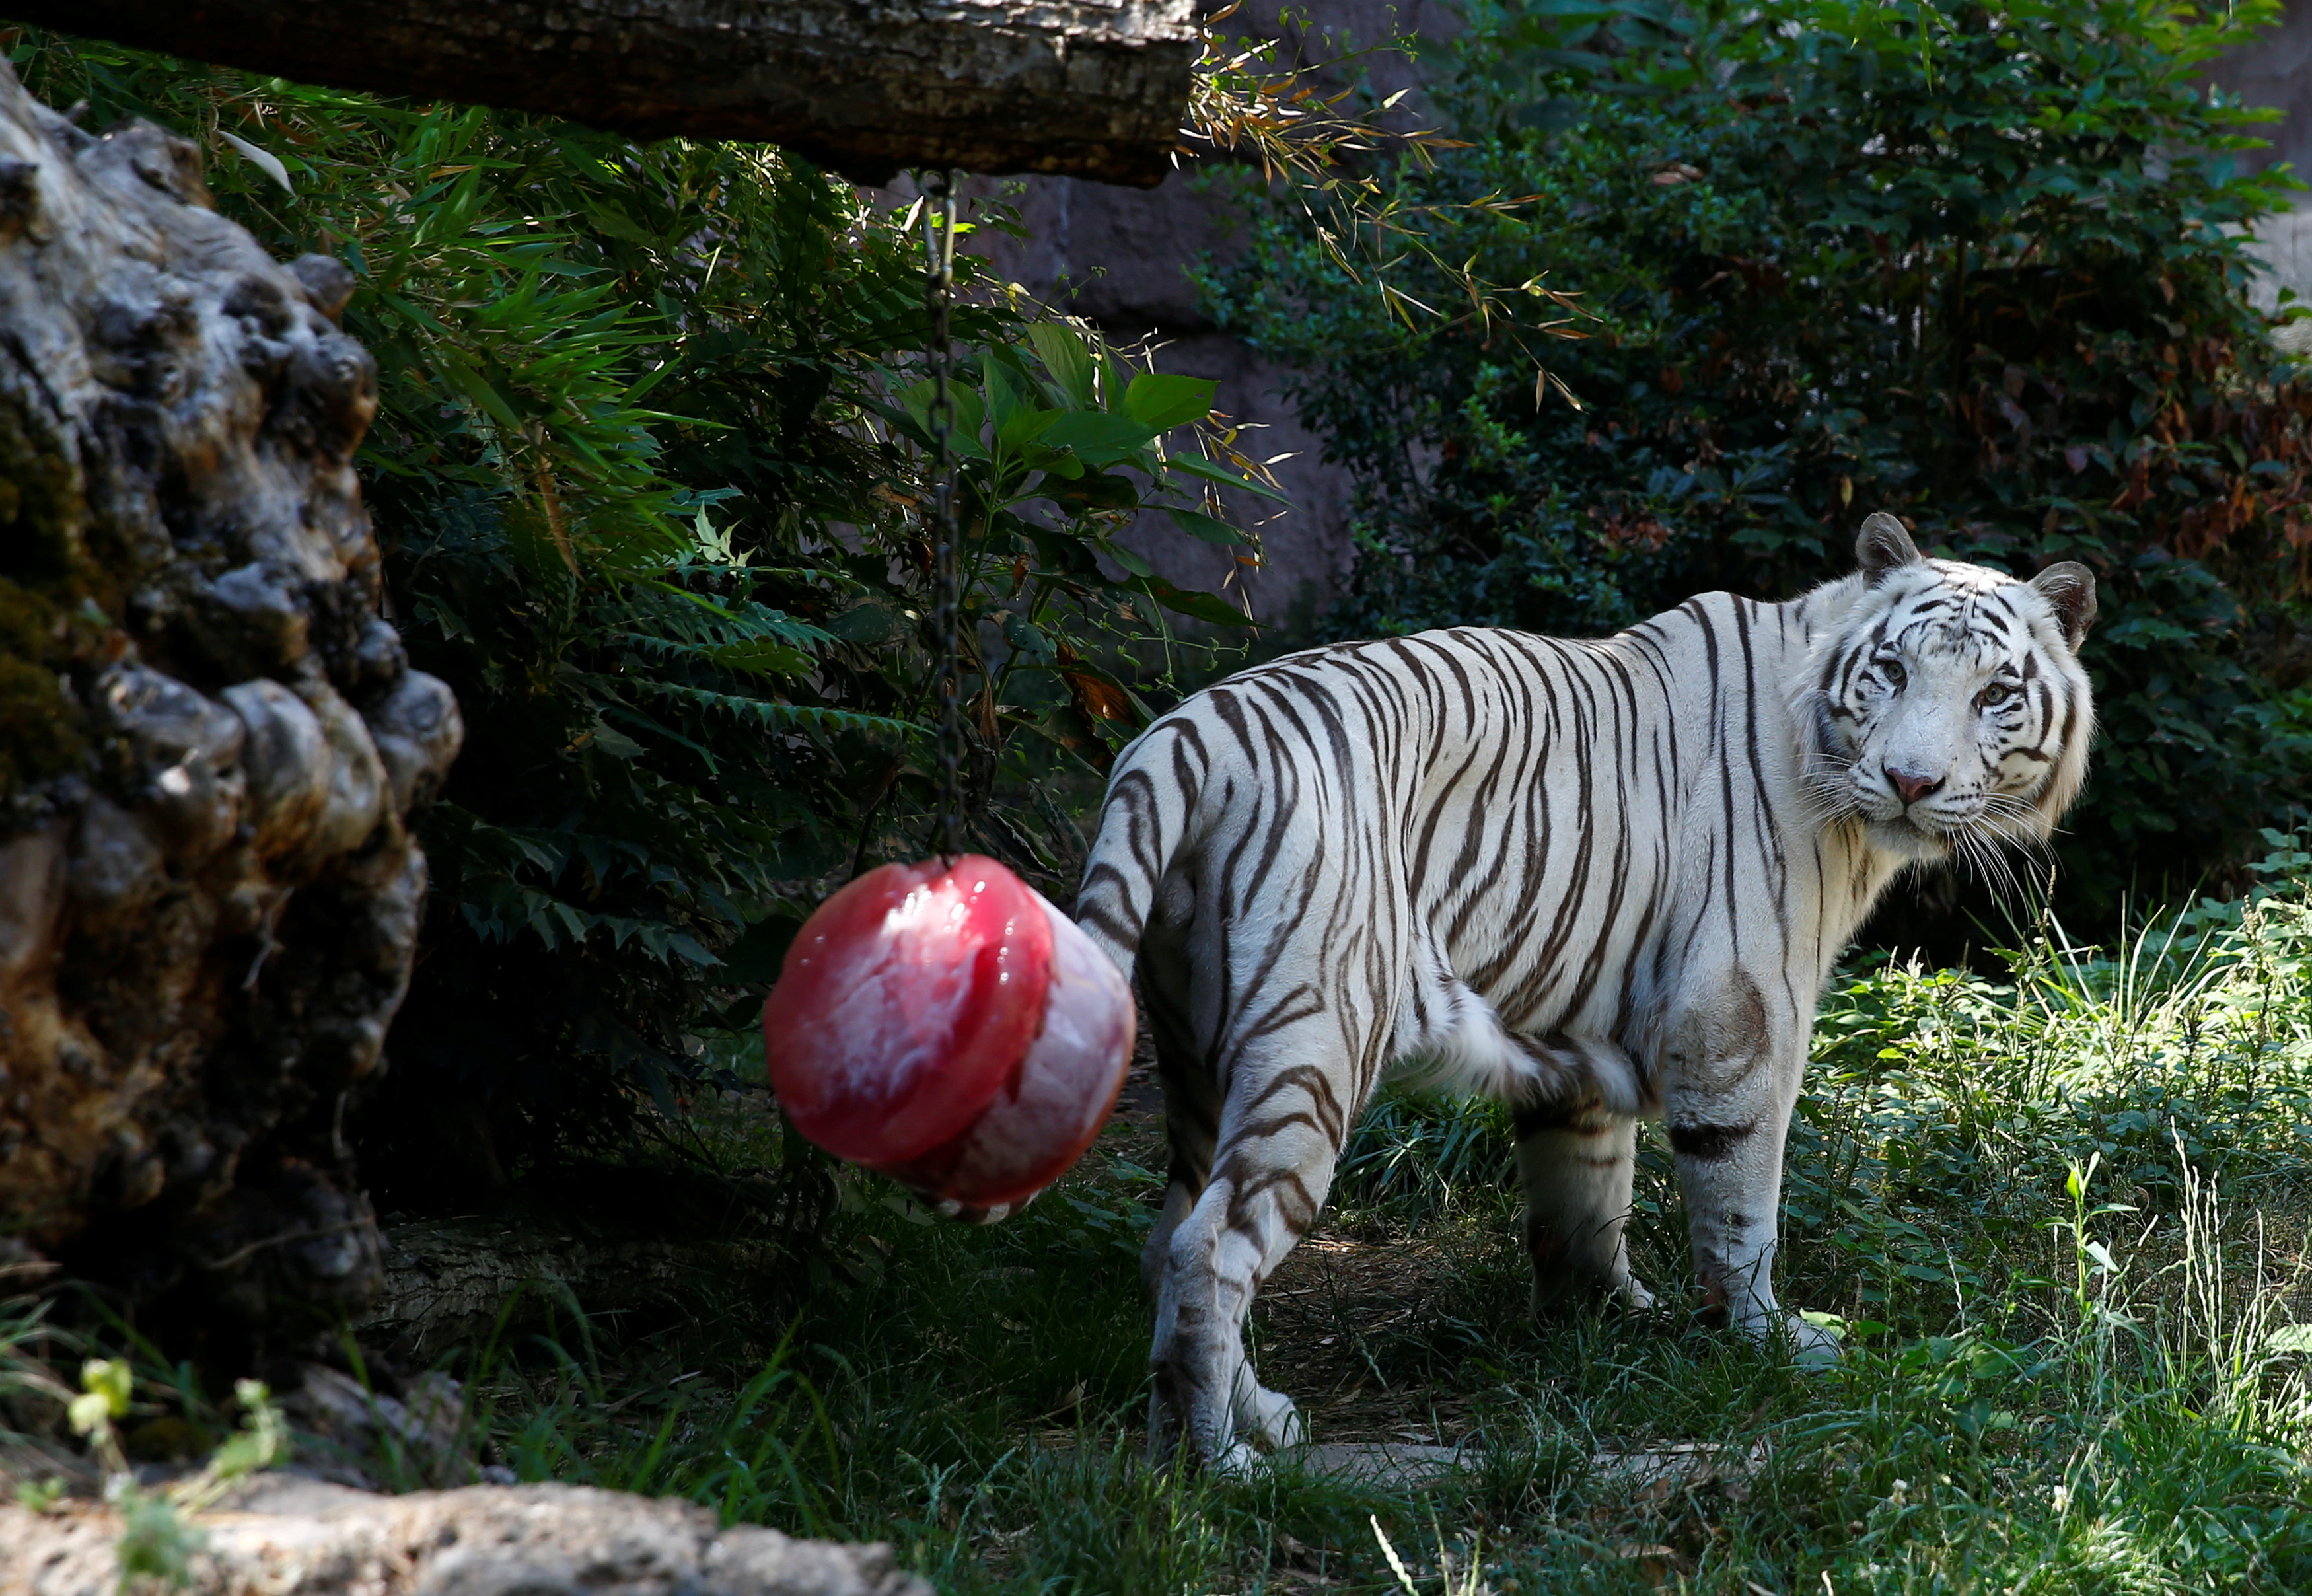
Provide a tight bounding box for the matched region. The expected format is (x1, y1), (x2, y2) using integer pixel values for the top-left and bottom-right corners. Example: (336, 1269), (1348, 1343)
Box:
(1071, 513), (2096, 1471)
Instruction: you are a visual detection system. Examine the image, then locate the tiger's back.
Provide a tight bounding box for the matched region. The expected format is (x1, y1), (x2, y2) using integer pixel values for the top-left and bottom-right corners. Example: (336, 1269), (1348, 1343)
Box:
(1074, 517), (2095, 1471)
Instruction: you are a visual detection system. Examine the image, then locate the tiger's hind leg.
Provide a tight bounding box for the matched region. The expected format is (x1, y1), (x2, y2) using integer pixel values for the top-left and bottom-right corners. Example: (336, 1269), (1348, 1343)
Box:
(1146, 1046), (1345, 1474)
(1137, 929), (1305, 1463)
(1515, 1080), (1653, 1316)
(1136, 934), (1235, 1466)
(1139, 938), (1217, 1301)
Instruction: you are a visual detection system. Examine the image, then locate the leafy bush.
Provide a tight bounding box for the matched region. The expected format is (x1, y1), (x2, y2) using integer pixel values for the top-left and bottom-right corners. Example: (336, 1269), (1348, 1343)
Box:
(17, 30), (1272, 1194)
(1772, 828), (2312, 1317)
(1202, 0), (2312, 928)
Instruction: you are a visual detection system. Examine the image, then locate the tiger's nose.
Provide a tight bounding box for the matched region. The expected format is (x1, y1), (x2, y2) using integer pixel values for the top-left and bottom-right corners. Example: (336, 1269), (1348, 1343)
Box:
(1885, 764), (1944, 805)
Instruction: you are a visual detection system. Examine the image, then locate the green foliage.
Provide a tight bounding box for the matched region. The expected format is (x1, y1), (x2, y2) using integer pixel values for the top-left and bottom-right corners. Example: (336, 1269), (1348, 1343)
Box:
(1201, 0), (2312, 919)
(1777, 842), (2312, 1326)
(0, 1333), (285, 1591)
(16, 30), (1272, 1180)
(1335, 1090), (1514, 1220)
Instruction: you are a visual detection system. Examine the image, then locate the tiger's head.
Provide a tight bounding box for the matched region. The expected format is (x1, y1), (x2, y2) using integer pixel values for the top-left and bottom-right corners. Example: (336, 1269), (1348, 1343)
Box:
(1801, 513), (2097, 867)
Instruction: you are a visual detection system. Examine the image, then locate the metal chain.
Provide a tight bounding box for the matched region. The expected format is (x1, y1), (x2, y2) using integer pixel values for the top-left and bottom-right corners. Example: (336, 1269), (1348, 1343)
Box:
(920, 171), (964, 863)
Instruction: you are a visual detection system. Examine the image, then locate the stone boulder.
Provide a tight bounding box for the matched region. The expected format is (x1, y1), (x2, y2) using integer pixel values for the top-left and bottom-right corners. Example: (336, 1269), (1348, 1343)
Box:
(0, 1476), (931, 1596)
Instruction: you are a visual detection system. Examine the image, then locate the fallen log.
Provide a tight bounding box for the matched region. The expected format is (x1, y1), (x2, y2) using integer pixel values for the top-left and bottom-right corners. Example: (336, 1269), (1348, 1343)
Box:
(11, 1), (1201, 186)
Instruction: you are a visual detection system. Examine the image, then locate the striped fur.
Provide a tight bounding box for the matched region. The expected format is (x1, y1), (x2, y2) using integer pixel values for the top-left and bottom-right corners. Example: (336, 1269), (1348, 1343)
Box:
(1073, 515), (2097, 1472)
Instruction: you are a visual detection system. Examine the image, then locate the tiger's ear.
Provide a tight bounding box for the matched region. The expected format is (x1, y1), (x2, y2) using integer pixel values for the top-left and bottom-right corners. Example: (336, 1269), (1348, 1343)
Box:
(1855, 513), (1922, 583)
(2030, 561), (2097, 650)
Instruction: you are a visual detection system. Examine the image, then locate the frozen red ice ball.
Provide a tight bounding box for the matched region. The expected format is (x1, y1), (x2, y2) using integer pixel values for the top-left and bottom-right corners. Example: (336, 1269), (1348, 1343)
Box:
(764, 855), (1134, 1217)
(878, 895), (1136, 1216)
(765, 856), (1051, 1165)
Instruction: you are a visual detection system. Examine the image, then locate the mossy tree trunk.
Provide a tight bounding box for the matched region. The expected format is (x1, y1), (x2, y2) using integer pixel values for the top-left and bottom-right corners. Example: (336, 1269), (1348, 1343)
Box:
(0, 58), (460, 1363)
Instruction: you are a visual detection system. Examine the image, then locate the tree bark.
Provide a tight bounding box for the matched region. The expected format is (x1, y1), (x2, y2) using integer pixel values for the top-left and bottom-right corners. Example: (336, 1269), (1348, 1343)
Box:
(13, 0), (1200, 186)
(0, 55), (460, 1354)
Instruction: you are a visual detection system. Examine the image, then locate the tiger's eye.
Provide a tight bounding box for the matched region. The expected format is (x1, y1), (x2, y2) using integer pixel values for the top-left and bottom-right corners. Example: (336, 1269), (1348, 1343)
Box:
(1880, 659), (1906, 688)
(1980, 683), (2011, 708)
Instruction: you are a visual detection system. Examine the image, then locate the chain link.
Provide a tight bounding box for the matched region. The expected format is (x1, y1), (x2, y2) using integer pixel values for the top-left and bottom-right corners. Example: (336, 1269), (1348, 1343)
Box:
(920, 171), (963, 863)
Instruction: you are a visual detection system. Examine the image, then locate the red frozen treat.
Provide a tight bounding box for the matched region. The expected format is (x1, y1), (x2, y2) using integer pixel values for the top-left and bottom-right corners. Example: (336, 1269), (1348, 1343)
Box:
(764, 855), (1134, 1217)
(877, 894), (1136, 1217)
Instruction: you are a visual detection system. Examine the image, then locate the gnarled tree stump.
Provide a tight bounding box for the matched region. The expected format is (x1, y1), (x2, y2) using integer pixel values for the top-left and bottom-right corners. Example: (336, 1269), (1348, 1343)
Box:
(0, 56), (458, 1354)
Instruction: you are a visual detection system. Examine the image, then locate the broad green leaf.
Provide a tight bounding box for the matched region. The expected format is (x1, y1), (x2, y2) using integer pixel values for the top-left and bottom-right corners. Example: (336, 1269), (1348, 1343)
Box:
(1141, 577), (1259, 628)
(860, 396), (931, 449)
(1166, 507), (1248, 546)
(1026, 323), (1098, 406)
(1046, 471), (1140, 512)
(999, 406), (1064, 448)
(589, 722), (647, 759)
(824, 604), (898, 645)
(1123, 373), (1219, 432)
(899, 379), (988, 459)
(984, 356), (1030, 432)
(1001, 613), (1054, 659)
(1042, 410), (1162, 460)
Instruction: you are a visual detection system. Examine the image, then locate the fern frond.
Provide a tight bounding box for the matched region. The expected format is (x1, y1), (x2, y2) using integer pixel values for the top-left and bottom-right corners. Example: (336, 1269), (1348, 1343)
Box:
(616, 678), (915, 739)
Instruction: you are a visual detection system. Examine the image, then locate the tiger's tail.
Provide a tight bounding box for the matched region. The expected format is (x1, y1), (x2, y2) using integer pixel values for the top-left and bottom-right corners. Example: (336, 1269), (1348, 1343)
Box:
(1071, 719), (1207, 984)
(1395, 974), (1651, 1116)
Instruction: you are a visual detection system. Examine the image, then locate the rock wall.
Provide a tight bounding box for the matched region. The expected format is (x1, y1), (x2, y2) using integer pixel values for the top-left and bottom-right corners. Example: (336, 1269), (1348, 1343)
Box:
(953, 0), (1462, 632)
(0, 57), (458, 1352)
(2209, 0), (2312, 326)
